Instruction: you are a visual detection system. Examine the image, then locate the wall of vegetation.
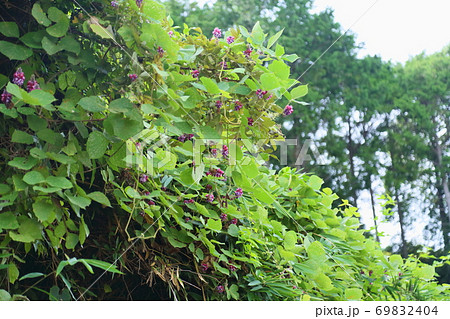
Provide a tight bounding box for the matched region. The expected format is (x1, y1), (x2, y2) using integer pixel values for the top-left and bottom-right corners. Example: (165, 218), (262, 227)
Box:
(0, 0), (449, 300)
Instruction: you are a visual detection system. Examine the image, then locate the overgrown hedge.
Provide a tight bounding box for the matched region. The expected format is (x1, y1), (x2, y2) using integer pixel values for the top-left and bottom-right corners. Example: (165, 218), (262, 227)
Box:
(0, 0), (449, 300)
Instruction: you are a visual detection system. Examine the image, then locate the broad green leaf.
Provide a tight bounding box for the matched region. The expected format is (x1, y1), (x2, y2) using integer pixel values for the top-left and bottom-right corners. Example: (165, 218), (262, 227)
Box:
(46, 176), (73, 189)
(227, 224), (239, 237)
(283, 54), (300, 62)
(42, 36), (61, 55)
(290, 85), (308, 100)
(104, 113), (143, 140)
(66, 193), (91, 209)
(251, 21), (265, 45)
(28, 89), (56, 106)
(27, 115), (48, 132)
(23, 171), (45, 185)
(87, 192), (111, 207)
(11, 130), (34, 144)
(87, 131), (109, 159)
(345, 288), (363, 300)
(65, 233), (79, 250)
(90, 24), (115, 40)
(32, 3), (51, 26)
(0, 289), (11, 301)
(308, 175), (323, 191)
(389, 254), (403, 269)
(8, 264), (19, 284)
(109, 98), (133, 113)
(83, 259), (123, 274)
(314, 273), (333, 290)
(412, 265), (435, 281)
(143, 0), (166, 21)
(46, 7), (69, 37)
(307, 241), (327, 262)
(0, 212), (19, 230)
(8, 157), (38, 170)
(78, 96), (106, 112)
(32, 200), (55, 223)
(284, 231), (297, 251)
(0, 22), (19, 38)
(0, 184), (11, 195)
(206, 219), (222, 232)
(260, 73), (280, 90)
(20, 31), (46, 49)
(0, 41), (33, 60)
(253, 187), (274, 204)
(268, 60), (290, 80)
(200, 77), (220, 94)
(168, 237), (187, 248)
(9, 216), (43, 243)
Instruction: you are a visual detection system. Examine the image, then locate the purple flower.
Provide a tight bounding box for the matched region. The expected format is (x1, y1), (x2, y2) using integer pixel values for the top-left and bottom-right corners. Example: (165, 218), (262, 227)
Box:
(139, 174), (148, 183)
(230, 218), (237, 225)
(184, 199), (195, 204)
(243, 48), (252, 58)
(228, 264), (237, 272)
(147, 200), (155, 205)
(218, 61), (228, 69)
(136, 0), (143, 8)
(220, 213), (228, 221)
(212, 27), (222, 38)
(222, 145), (229, 157)
(211, 148), (218, 157)
(168, 31), (174, 37)
(1, 90), (12, 105)
(26, 76), (40, 92)
(216, 285), (225, 293)
(157, 46), (165, 57)
(185, 217), (191, 222)
(226, 36), (235, 44)
(235, 188), (243, 198)
(12, 68), (25, 86)
(205, 184), (213, 191)
(247, 117), (254, 126)
(200, 263), (209, 272)
(266, 94), (273, 100)
(129, 73), (138, 81)
(255, 89), (268, 99)
(283, 105), (293, 116)
(191, 69), (200, 78)
(369, 270), (373, 276)
(215, 100), (223, 110)
(111, 1), (119, 7)
(143, 191), (150, 196)
(178, 133), (194, 142)
(234, 100), (243, 111)
(206, 193), (214, 203)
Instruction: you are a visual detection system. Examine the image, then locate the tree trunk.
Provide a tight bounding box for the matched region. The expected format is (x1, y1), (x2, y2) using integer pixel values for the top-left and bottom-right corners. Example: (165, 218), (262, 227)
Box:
(368, 173), (380, 243)
(435, 143), (450, 250)
(346, 116), (357, 205)
(394, 186), (408, 258)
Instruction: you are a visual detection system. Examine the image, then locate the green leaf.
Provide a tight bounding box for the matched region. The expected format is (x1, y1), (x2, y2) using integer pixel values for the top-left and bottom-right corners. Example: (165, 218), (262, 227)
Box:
(168, 237), (187, 248)
(412, 265), (435, 281)
(227, 224), (239, 237)
(46, 176), (73, 189)
(267, 29), (284, 49)
(109, 98), (133, 113)
(20, 31), (46, 49)
(251, 21), (265, 45)
(83, 259), (123, 274)
(66, 193), (91, 209)
(78, 96), (106, 112)
(9, 216), (43, 243)
(46, 7), (69, 37)
(8, 157), (38, 170)
(0, 41), (33, 60)
(65, 233), (79, 250)
(268, 60), (290, 80)
(389, 254), (403, 268)
(283, 53), (300, 63)
(308, 175), (323, 191)
(90, 24), (115, 40)
(284, 231), (297, 251)
(0, 22), (19, 38)
(11, 130), (34, 144)
(28, 89), (56, 106)
(314, 273), (333, 290)
(87, 131), (109, 159)
(206, 219), (222, 232)
(290, 85), (308, 100)
(19, 272), (44, 281)
(0, 212), (19, 230)
(32, 200), (55, 223)
(197, 125), (221, 140)
(143, 0), (166, 21)
(87, 192), (111, 207)
(41, 36), (61, 55)
(200, 77), (220, 94)
(345, 288), (363, 300)
(260, 73), (280, 90)
(307, 241), (327, 262)
(8, 264), (19, 284)
(27, 115), (48, 132)
(23, 171), (45, 185)
(0, 289), (11, 301)
(32, 3), (51, 26)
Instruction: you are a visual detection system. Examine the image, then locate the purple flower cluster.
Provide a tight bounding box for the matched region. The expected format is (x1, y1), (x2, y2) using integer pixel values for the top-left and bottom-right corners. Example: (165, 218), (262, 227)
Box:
(220, 213), (228, 221)
(234, 100), (243, 111)
(147, 200), (155, 205)
(230, 218), (238, 225)
(215, 100), (222, 110)
(235, 188), (243, 198)
(205, 193), (214, 203)
(222, 145), (229, 157)
(206, 168), (225, 178)
(212, 27), (222, 38)
(168, 30), (174, 37)
(178, 133), (194, 142)
(226, 36), (235, 44)
(13, 68), (25, 86)
(243, 48), (253, 58)
(255, 89), (268, 99)
(205, 184), (213, 191)
(228, 264), (237, 272)
(216, 285), (225, 293)
(1, 90), (12, 105)
(200, 263), (209, 272)
(218, 61), (228, 69)
(136, 0), (143, 8)
(247, 117), (254, 126)
(129, 73), (138, 81)
(184, 199), (195, 204)
(157, 46), (165, 56)
(111, 1), (119, 7)
(211, 148), (218, 157)
(139, 174), (148, 183)
(26, 76), (40, 92)
(283, 105), (293, 116)
(191, 69), (200, 78)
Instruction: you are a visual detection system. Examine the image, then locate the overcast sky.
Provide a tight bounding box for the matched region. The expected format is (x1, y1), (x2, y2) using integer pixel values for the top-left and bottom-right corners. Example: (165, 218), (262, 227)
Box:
(311, 0), (450, 63)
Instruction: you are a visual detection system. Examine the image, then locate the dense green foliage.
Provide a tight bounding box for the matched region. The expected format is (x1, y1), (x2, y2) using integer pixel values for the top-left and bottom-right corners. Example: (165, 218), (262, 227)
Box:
(0, 0), (449, 300)
(165, 0), (450, 258)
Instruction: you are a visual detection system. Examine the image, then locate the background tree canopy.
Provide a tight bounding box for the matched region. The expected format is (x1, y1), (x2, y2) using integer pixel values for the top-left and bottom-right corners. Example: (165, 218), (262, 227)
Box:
(0, 0), (449, 300)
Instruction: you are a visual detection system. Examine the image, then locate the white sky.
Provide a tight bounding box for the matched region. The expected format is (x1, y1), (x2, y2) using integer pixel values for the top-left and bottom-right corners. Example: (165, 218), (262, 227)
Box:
(311, 0), (450, 63)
